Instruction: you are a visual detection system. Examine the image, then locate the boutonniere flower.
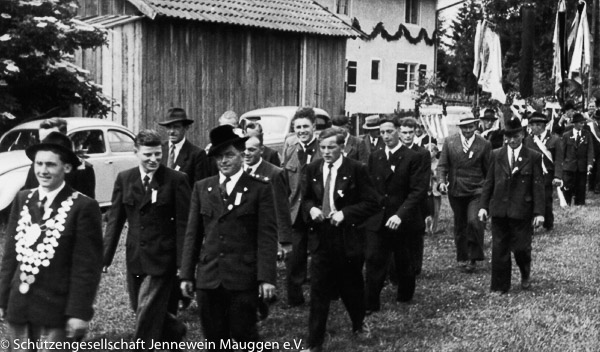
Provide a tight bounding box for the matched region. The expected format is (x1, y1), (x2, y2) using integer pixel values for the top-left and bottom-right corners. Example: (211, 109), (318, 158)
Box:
(227, 204), (234, 210)
(518, 157), (522, 162)
(208, 187), (213, 192)
(342, 176), (348, 180)
(243, 187), (248, 193)
(234, 192), (243, 206)
(337, 190), (344, 197)
(313, 178), (317, 182)
(512, 166), (519, 175)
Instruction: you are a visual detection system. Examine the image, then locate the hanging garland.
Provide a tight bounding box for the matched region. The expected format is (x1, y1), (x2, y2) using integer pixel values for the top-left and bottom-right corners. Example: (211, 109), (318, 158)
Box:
(353, 19), (438, 46)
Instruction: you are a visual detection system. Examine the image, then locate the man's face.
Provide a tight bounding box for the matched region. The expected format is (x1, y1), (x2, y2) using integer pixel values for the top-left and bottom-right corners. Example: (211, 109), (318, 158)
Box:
(216, 145), (243, 176)
(505, 131), (524, 149)
(573, 121), (585, 131)
(459, 123), (477, 139)
(39, 127), (61, 141)
(380, 122), (400, 149)
(244, 137), (263, 166)
(319, 135), (343, 164)
(245, 127), (261, 138)
(368, 129), (380, 138)
(165, 122), (188, 144)
(34, 150), (72, 192)
(219, 117), (239, 127)
(529, 122), (546, 136)
(415, 125), (423, 137)
(482, 118), (494, 130)
(399, 126), (415, 147)
(588, 103), (596, 113)
(136, 145), (162, 173)
(293, 118), (315, 144)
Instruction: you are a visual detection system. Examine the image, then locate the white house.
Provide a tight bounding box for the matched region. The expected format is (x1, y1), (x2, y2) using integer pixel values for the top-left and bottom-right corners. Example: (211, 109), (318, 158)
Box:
(317, 0), (438, 115)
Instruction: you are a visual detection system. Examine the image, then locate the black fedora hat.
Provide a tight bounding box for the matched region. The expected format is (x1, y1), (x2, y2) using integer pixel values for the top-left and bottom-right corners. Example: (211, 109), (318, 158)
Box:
(528, 111), (548, 124)
(208, 125), (249, 157)
(572, 113), (586, 124)
(503, 117), (524, 135)
(158, 108), (194, 126)
(26, 131), (81, 167)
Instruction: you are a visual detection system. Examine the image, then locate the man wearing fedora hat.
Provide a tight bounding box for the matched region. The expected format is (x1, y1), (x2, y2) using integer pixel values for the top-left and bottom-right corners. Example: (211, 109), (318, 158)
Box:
(0, 132), (103, 348)
(479, 117), (545, 293)
(584, 109), (600, 193)
(438, 113), (492, 273)
(159, 107), (209, 184)
(479, 109), (504, 149)
(180, 124), (277, 348)
(104, 130), (191, 350)
(524, 112), (564, 231)
(331, 115), (367, 162)
(359, 115), (385, 164)
(560, 112), (594, 205)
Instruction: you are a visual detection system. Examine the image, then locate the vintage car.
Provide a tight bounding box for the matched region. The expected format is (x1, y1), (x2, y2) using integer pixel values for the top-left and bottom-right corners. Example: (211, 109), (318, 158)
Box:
(239, 106), (331, 154)
(0, 118), (138, 212)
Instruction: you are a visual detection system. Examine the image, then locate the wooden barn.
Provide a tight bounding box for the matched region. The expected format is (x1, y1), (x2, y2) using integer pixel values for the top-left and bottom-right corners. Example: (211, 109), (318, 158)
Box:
(75, 0), (360, 146)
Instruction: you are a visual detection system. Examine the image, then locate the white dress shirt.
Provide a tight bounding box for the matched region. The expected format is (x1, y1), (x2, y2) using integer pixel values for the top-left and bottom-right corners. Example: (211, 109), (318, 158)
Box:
(322, 156), (344, 214)
(245, 158), (263, 174)
(219, 168), (244, 195)
(168, 137), (186, 164)
(37, 181), (66, 213)
(508, 144), (522, 169)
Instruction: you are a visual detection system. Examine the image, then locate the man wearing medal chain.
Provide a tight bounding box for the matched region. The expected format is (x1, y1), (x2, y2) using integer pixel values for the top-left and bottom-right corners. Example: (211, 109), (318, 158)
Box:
(0, 132), (103, 350)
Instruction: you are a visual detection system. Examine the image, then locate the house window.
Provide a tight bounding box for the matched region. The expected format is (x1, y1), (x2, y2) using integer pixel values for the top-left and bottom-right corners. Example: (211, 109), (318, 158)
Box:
(347, 61), (357, 93)
(396, 63), (424, 92)
(405, 0), (419, 24)
(371, 60), (381, 80)
(336, 0), (350, 15)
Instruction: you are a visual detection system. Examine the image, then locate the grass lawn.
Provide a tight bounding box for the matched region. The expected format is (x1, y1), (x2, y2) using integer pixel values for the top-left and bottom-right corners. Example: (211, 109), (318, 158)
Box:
(0, 194), (599, 351)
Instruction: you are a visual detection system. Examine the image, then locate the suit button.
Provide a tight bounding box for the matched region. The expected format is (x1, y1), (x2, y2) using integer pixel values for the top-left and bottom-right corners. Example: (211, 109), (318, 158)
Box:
(220, 236), (224, 240)
(219, 253), (224, 257)
(382, 206), (386, 210)
(140, 241), (146, 246)
(140, 226), (145, 230)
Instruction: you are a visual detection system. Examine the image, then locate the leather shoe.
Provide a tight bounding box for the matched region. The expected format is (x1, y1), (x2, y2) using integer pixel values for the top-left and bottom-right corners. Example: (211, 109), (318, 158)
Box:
(521, 278), (531, 290)
(463, 261), (476, 273)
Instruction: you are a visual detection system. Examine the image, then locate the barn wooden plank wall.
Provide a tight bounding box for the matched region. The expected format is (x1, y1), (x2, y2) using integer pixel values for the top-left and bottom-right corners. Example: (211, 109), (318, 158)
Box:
(142, 20), (303, 146)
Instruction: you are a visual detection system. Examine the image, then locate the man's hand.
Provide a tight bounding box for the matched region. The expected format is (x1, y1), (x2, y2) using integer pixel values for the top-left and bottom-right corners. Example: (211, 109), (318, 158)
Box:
(552, 178), (563, 187)
(588, 165), (593, 175)
(532, 215), (545, 228)
(258, 283), (276, 301)
(66, 318), (89, 339)
(438, 183), (448, 194)
(180, 280), (195, 299)
(478, 209), (488, 222)
(330, 211), (344, 227)
(310, 207), (325, 222)
(385, 215), (401, 231)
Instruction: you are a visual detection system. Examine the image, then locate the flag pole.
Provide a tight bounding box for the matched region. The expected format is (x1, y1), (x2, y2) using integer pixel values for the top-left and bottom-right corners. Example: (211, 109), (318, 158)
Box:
(589, 0), (598, 104)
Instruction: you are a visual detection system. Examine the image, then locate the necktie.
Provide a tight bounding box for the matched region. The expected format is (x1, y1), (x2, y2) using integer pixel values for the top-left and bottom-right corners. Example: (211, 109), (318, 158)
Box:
(38, 196), (47, 212)
(510, 149), (516, 169)
(322, 163), (334, 218)
(298, 146), (307, 165)
(219, 176), (231, 201)
(247, 166), (253, 175)
(167, 144), (176, 168)
(462, 137), (470, 154)
(143, 175), (150, 192)
(575, 131), (581, 145)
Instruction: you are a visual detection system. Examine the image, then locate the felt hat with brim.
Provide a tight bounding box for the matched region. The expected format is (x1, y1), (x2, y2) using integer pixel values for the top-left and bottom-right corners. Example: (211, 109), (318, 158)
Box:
(528, 112), (548, 124)
(456, 112), (479, 126)
(26, 131), (81, 167)
(571, 113), (586, 124)
(503, 117), (524, 135)
(158, 109), (194, 126)
(208, 125), (249, 157)
(480, 113), (498, 121)
(362, 115), (380, 130)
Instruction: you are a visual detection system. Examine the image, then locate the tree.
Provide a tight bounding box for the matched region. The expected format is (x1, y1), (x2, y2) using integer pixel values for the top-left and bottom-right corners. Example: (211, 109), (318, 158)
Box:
(0, 0), (109, 132)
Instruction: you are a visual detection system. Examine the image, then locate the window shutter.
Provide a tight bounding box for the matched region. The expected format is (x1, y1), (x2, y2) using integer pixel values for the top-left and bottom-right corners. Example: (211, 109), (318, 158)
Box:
(419, 64), (427, 82)
(396, 63), (407, 92)
(347, 61), (357, 93)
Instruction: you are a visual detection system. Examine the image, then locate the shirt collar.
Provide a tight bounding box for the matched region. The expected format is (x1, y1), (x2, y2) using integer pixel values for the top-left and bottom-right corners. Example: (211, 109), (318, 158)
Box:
(38, 181), (66, 207)
(139, 166), (157, 182)
(460, 133), (476, 145)
(385, 142), (402, 156)
(219, 167), (244, 184)
(508, 143), (523, 157)
(325, 155), (343, 171)
(245, 158), (263, 171)
(169, 137), (186, 148)
(300, 136), (316, 150)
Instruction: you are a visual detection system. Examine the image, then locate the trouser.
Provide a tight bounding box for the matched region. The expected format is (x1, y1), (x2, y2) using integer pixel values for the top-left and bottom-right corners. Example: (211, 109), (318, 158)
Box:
(285, 219), (309, 305)
(543, 180), (554, 229)
(197, 286), (259, 351)
(8, 323), (71, 352)
(365, 225), (418, 311)
(448, 195), (485, 262)
(490, 217), (532, 293)
(127, 271), (185, 350)
(589, 151), (600, 192)
(563, 170), (588, 205)
(307, 223), (365, 348)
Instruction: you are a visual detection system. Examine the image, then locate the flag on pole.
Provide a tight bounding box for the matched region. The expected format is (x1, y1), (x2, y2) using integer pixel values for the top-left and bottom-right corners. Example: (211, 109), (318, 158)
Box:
(472, 20), (506, 103)
(552, 0), (567, 92)
(568, 0), (591, 84)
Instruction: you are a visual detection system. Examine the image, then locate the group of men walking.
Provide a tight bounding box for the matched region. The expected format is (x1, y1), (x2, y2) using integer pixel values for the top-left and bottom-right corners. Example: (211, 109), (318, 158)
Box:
(0, 103), (594, 351)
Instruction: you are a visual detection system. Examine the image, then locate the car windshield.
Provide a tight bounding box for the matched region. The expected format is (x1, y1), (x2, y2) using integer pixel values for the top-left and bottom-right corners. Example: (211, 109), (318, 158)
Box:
(248, 115), (288, 136)
(0, 129), (39, 152)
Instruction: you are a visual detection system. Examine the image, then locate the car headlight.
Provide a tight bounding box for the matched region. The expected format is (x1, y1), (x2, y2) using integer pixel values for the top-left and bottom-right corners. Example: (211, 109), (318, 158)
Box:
(0, 168), (29, 211)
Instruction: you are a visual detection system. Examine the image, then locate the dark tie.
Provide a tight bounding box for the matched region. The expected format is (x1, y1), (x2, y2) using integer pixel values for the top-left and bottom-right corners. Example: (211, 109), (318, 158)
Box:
(143, 175), (150, 192)
(322, 163), (334, 217)
(167, 144), (176, 168)
(247, 166), (253, 175)
(38, 196), (47, 212)
(575, 131), (581, 146)
(219, 176), (231, 201)
(510, 149), (516, 169)
(298, 147), (307, 165)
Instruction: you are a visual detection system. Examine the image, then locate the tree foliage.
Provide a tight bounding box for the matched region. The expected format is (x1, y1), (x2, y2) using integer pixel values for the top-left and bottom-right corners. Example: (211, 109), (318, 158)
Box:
(0, 0), (109, 130)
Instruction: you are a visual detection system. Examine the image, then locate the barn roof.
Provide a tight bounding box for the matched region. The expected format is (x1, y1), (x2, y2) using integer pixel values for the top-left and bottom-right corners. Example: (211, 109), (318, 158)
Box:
(125, 0), (362, 37)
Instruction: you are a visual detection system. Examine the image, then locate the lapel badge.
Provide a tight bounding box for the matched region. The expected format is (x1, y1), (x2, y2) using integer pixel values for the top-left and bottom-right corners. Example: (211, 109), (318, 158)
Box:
(518, 157), (522, 162)
(208, 187), (213, 192)
(337, 190), (344, 197)
(234, 192), (242, 206)
(243, 187), (248, 192)
(512, 166), (519, 175)
(227, 204), (234, 211)
(342, 176), (348, 180)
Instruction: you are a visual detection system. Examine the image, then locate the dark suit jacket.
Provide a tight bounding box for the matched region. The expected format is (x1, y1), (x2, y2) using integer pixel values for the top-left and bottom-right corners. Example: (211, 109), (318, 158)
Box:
(561, 129), (594, 172)
(23, 160), (96, 199)
(480, 146), (545, 219)
(437, 133), (492, 197)
(263, 146), (282, 167)
(524, 133), (564, 182)
(282, 136), (321, 223)
(302, 157), (378, 256)
(103, 165), (191, 275)
(359, 135), (385, 164)
(585, 121), (600, 157)
(480, 129), (504, 149)
(161, 139), (209, 183)
(415, 135), (438, 148)
(367, 146), (428, 228)
(343, 135), (368, 162)
(0, 186), (103, 327)
(252, 160), (293, 244)
(180, 172), (278, 290)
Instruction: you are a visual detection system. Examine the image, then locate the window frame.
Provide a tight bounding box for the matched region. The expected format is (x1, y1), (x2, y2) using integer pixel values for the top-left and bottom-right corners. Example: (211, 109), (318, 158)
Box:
(336, 0), (350, 16)
(347, 60), (357, 93)
(405, 0), (420, 25)
(371, 59), (382, 81)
